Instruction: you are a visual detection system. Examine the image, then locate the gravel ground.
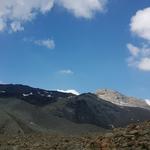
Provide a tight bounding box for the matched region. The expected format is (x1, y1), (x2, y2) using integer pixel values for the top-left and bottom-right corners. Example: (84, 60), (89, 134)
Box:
(0, 121), (149, 150)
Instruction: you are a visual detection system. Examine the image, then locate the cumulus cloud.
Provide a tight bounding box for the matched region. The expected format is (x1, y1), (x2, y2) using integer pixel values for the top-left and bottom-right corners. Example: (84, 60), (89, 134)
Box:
(127, 43), (150, 71)
(127, 7), (150, 72)
(0, 0), (107, 32)
(127, 43), (140, 57)
(57, 0), (107, 19)
(34, 39), (55, 49)
(130, 7), (150, 41)
(10, 21), (24, 32)
(0, 19), (6, 31)
(138, 58), (150, 71)
(59, 69), (74, 75)
(57, 89), (80, 95)
(0, 0), (54, 32)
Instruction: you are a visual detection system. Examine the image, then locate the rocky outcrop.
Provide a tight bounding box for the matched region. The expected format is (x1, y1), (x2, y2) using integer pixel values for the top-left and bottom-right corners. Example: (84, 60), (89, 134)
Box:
(91, 121), (150, 150)
(96, 89), (150, 109)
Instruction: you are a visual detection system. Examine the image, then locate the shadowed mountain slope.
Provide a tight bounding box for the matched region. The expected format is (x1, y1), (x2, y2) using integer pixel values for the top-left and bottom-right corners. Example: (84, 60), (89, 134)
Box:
(0, 84), (150, 135)
(44, 93), (150, 129)
(0, 84), (74, 106)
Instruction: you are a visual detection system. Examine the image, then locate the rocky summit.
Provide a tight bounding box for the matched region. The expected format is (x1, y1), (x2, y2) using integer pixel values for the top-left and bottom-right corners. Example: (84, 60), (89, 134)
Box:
(96, 89), (150, 109)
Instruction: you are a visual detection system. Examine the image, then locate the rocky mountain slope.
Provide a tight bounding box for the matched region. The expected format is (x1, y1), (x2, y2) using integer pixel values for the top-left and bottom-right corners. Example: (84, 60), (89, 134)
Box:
(44, 93), (150, 129)
(96, 89), (150, 109)
(91, 120), (150, 150)
(0, 84), (150, 136)
(0, 84), (74, 106)
(0, 97), (104, 136)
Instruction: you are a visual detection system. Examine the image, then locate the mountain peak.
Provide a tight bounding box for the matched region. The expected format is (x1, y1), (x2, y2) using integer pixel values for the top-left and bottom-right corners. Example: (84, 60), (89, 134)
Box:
(96, 89), (150, 109)
(96, 89), (123, 96)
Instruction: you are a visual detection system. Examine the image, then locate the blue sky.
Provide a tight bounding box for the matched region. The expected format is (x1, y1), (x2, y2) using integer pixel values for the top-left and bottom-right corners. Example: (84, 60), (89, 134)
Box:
(0, 0), (150, 98)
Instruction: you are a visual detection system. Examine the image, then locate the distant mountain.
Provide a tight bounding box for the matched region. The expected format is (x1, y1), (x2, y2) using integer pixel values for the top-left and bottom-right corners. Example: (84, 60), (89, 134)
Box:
(0, 84), (150, 135)
(45, 93), (150, 129)
(0, 84), (75, 106)
(96, 89), (150, 110)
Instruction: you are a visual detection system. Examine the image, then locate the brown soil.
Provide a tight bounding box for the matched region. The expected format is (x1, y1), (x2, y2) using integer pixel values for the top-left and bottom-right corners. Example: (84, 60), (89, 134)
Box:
(0, 121), (149, 150)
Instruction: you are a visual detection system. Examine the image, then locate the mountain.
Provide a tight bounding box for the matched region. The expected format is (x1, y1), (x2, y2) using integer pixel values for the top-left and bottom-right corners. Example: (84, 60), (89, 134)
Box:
(0, 84), (74, 106)
(0, 84), (106, 135)
(0, 97), (104, 136)
(44, 93), (150, 129)
(96, 89), (150, 109)
(0, 84), (150, 136)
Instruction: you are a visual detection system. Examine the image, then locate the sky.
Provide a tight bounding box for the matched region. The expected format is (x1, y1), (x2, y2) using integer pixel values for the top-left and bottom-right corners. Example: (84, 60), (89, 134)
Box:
(0, 0), (150, 99)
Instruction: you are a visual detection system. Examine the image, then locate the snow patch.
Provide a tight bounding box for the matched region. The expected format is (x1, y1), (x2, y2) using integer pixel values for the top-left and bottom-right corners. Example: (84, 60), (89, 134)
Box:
(47, 95), (52, 98)
(57, 89), (80, 95)
(37, 92), (45, 96)
(118, 101), (128, 106)
(23, 92), (33, 97)
(0, 91), (6, 93)
(145, 99), (150, 106)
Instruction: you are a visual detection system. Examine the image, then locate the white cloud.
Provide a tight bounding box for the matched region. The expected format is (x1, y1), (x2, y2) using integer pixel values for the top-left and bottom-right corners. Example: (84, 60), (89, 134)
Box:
(0, 81), (6, 84)
(0, 0), (107, 32)
(0, 19), (6, 31)
(138, 58), (150, 71)
(0, 0), (54, 32)
(57, 0), (107, 19)
(57, 89), (80, 95)
(34, 39), (55, 49)
(127, 43), (140, 57)
(145, 99), (150, 106)
(127, 43), (150, 71)
(10, 21), (24, 32)
(59, 69), (74, 75)
(130, 7), (150, 41)
(127, 7), (150, 72)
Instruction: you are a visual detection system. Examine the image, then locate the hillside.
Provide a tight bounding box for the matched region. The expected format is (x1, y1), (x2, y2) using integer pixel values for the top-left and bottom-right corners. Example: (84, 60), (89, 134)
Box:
(44, 93), (150, 128)
(0, 84), (150, 136)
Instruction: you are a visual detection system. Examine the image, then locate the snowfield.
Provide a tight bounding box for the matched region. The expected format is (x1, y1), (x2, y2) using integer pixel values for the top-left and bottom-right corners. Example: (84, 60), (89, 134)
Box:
(145, 99), (150, 106)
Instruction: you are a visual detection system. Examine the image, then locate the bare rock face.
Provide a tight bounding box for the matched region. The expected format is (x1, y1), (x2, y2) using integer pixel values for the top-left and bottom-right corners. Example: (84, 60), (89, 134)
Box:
(96, 89), (150, 109)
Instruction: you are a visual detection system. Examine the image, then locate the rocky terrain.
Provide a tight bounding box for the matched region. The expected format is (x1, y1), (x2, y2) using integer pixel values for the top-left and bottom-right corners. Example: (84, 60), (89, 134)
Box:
(96, 89), (150, 109)
(0, 121), (149, 150)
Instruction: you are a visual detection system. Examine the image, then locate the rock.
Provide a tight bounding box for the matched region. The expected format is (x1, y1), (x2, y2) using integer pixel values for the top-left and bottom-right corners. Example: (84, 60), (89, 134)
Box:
(104, 133), (113, 138)
(0, 121), (149, 150)
(129, 130), (138, 135)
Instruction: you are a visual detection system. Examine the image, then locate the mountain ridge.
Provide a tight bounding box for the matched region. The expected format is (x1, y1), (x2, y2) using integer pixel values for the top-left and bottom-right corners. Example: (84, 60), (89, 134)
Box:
(0, 84), (150, 136)
(96, 89), (150, 110)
